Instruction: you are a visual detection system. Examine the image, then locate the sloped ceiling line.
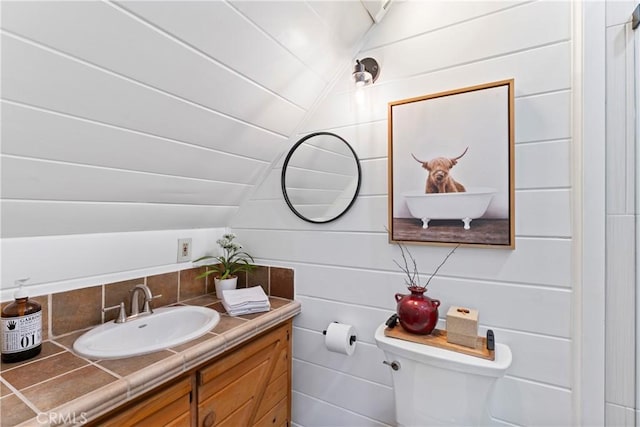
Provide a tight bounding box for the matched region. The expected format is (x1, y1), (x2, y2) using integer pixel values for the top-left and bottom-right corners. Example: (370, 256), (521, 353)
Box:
(109, 0), (309, 113)
(1, 153), (257, 187)
(1, 100), (273, 165)
(1, 29), (292, 139)
(223, 1), (327, 86)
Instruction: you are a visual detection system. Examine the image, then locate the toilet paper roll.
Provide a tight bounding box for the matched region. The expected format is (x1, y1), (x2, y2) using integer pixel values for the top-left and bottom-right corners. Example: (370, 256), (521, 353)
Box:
(324, 323), (356, 355)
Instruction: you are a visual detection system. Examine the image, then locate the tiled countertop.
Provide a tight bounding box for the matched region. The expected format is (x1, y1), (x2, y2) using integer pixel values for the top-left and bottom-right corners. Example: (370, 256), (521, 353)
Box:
(0, 295), (301, 427)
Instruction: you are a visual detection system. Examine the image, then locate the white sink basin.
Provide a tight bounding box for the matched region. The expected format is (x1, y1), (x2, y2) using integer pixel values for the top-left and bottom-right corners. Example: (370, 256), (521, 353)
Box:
(73, 306), (220, 359)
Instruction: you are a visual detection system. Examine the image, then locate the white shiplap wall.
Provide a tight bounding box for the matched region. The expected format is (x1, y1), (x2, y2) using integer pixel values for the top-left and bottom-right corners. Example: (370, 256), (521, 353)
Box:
(0, 0), (373, 238)
(604, 1), (639, 425)
(0, 228), (226, 302)
(0, 1), (373, 293)
(233, 1), (575, 425)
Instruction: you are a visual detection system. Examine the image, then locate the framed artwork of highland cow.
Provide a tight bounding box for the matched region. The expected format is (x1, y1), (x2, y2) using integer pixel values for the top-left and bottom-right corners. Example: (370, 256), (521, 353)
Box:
(388, 79), (515, 248)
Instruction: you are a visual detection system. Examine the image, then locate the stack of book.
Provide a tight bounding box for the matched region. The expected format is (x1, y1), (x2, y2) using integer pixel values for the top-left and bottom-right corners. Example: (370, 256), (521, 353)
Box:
(220, 286), (271, 316)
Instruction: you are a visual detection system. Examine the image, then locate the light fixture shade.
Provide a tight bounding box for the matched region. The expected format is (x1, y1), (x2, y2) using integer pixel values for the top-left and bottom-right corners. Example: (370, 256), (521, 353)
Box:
(353, 62), (372, 87)
(352, 58), (379, 87)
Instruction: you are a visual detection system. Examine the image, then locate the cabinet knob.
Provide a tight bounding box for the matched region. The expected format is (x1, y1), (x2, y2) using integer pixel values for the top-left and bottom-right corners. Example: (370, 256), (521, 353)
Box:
(203, 411), (216, 427)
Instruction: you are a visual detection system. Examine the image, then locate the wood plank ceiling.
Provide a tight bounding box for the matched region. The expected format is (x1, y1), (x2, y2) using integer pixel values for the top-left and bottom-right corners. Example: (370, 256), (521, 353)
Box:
(0, 1), (373, 237)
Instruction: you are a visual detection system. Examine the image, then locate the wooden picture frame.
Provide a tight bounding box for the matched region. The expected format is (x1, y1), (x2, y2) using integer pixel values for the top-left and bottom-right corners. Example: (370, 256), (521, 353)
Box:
(388, 79), (515, 248)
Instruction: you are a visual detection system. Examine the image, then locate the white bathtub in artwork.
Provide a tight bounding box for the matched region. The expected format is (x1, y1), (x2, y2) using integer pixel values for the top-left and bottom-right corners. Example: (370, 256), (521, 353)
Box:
(403, 187), (497, 230)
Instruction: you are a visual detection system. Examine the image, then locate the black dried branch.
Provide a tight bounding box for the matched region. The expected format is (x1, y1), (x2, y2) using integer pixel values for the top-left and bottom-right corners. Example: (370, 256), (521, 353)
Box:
(393, 241), (421, 287)
(391, 240), (460, 289)
(424, 244), (460, 287)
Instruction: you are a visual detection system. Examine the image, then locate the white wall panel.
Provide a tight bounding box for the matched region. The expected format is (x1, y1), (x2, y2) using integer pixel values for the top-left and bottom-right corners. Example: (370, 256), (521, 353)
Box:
(490, 376), (572, 426)
(363, 1), (528, 50)
(294, 264), (571, 387)
(605, 22), (637, 216)
(515, 140), (571, 189)
(246, 169), (286, 201)
(306, 1), (373, 49)
(232, 197), (384, 232)
(293, 360), (395, 425)
(514, 92), (572, 143)
(605, 214), (637, 408)
(237, 189), (570, 240)
(429, 279), (571, 337)
(1, 103), (269, 184)
(238, 230), (571, 288)
(273, 157), (383, 200)
(515, 189), (571, 237)
(0, 228), (224, 301)
(489, 327), (571, 389)
(1, 34), (285, 161)
(294, 296), (392, 347)
(277, 121), (389, 170)
(605, 403), (636, 426)
(293, 327), (392, 387)
(2, 156), (249, 206)
(303, 87), (570, 143)
(361, 1), (570, 82)
(2, 1), (304, 136)
(292, 392), (391, 427)
(251, 154), (385, 203)
(606, 24), (633, 214)
(1, 201), (235, 238)
(325, 121), (389, 161)
(332, 40), (572, 105)
(605, 0), (639, 27)
(230, 1), (353, 81)
(294, 268), (570, 337)
(604, 6), (638, 418)
(359, 159), (387, 196)
(116, 1), (324, 110)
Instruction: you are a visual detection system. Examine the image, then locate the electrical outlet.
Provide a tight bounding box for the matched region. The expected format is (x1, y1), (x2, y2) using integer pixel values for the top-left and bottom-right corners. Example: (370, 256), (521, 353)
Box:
(177, 238), (192, 262)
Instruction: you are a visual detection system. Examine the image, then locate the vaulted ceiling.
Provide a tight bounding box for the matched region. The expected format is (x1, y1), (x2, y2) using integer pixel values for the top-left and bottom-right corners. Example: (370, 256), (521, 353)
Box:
(0, 1), (375, 237)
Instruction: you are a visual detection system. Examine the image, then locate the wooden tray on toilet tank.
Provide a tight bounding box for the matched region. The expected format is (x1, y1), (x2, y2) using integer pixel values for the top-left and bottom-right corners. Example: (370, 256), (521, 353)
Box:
(384, 325), (495, 361)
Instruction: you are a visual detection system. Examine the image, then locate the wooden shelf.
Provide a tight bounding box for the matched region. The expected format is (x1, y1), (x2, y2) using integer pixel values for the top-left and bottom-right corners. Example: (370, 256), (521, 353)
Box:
(384, 325), (495, 361)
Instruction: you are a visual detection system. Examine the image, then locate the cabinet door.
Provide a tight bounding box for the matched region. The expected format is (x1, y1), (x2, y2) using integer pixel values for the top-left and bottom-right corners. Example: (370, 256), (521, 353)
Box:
(98, 377), (192, 427)
(253, 350), (288, 422)
(253, 397), (288, 427)
(197, 321), (291, 427)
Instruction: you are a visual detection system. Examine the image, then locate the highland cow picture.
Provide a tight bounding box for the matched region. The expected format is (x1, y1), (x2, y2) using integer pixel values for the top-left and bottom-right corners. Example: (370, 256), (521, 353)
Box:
(388, 79), (515, 248)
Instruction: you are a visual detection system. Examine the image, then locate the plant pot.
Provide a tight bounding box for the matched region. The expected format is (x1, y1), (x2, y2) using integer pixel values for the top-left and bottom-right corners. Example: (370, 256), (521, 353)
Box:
(214, 276), (238, 297)
(394, 286), (440, 335)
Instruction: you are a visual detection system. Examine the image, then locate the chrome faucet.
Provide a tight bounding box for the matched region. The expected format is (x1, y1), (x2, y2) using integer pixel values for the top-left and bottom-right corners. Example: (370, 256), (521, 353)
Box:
(130, 284), (154, 317)
(103, 284), (160, 324)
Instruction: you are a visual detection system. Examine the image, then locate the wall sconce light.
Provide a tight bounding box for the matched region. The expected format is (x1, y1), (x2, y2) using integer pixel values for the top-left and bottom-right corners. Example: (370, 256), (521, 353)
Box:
(352, 57), (380, 87)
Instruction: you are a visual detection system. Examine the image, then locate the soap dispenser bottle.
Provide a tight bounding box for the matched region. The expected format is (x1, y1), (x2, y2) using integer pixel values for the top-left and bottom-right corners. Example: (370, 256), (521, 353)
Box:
(1, 279), (42, 362)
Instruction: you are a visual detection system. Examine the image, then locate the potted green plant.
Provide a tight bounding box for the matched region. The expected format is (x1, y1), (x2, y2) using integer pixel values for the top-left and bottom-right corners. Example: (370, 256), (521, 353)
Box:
(194, 233), (255, 296)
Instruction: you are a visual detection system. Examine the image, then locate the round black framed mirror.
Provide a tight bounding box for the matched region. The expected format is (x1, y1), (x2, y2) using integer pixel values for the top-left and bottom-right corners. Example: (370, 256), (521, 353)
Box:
(281, 132), (361, 223)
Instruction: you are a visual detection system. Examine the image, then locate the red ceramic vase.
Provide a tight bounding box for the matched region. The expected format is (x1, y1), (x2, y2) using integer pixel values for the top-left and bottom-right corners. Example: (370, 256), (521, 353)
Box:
(395, 286), (440, 335)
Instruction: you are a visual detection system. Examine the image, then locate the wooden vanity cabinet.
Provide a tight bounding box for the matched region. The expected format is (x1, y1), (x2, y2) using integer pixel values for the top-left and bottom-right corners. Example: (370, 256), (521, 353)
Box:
(197, 321), (291, 427)
(91, 320), (292, 427)
(96, 376), (192, 427)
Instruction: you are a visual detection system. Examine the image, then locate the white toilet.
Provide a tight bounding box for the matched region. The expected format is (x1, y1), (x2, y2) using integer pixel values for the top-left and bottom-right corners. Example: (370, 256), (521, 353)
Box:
(374, 323), (512, 426)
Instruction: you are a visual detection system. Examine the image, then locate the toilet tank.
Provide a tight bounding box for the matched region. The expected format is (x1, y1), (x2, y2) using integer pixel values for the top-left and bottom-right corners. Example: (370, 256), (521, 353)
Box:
(374, 324), (512, 426)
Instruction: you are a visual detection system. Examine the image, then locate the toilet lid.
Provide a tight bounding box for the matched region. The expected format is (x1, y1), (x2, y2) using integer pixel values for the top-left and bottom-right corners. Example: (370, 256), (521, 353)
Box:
(374, 323), (512, 377)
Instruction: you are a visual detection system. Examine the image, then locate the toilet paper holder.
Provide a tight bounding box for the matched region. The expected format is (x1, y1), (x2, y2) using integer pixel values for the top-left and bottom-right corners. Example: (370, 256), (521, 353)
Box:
(323, 322), (357, 345)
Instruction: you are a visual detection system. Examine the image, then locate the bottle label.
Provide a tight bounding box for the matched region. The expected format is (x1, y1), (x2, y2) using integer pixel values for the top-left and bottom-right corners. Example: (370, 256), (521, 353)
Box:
(1, 311), (42, 354)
